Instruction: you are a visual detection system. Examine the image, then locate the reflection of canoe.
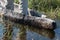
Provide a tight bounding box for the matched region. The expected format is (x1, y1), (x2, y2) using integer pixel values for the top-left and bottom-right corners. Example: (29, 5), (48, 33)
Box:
(3, 20), (55, 39)
(27, 26), (55, 39)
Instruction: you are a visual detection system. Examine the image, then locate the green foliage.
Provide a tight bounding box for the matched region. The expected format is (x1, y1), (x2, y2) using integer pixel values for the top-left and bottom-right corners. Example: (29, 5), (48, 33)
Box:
(28, 0), (60, 19)
(14, 0), (60, 19)
(14, 0), (19, 4)
(29, 0), (60, 11)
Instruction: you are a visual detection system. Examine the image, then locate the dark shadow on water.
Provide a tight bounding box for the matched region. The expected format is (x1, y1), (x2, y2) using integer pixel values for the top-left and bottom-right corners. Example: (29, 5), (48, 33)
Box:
(27, 26), (55, 39)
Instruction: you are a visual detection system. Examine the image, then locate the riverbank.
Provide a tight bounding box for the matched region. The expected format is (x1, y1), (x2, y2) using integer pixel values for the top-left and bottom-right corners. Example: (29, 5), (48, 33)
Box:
(43, 8), (60, 20)
(28, 0), (60, 20)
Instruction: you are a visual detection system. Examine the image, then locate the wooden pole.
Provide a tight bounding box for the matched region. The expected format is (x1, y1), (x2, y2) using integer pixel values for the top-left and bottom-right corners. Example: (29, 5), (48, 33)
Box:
(19, 0), (28, 16)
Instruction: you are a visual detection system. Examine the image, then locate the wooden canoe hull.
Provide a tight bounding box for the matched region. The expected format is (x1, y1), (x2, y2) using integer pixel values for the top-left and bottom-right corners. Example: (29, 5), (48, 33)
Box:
(3, 15), (56, 30)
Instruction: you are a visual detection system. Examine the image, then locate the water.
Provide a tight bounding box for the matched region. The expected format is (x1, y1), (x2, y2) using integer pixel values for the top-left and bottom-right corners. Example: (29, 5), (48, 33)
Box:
(0, 18), (60, 40)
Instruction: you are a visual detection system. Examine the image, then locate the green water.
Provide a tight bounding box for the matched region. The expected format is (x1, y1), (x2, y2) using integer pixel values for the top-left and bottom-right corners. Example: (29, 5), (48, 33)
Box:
(0, 18), (60, 40)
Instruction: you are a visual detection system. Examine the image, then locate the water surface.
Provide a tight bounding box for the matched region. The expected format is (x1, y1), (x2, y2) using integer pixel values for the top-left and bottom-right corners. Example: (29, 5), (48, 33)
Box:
(0, 18), (60, 40)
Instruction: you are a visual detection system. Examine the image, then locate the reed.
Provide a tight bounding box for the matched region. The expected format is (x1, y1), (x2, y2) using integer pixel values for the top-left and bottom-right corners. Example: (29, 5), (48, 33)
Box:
(28, 0), (60, 19)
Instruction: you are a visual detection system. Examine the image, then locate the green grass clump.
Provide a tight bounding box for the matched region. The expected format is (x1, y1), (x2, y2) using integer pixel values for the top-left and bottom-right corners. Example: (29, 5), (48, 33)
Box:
(28, 0), (60, 19)
(14, 0), (19, 4)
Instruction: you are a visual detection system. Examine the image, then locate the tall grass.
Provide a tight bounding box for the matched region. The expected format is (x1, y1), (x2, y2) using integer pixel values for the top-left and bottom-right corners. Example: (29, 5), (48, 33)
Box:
(45, 7), (60, 19)
(28, 0), (60, 19)
(14, 0), (60, 19)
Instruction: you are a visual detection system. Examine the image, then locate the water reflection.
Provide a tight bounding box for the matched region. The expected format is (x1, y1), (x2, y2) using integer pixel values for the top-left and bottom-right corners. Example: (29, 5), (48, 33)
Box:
(27, 26), (55, 39)
(3, 20), (27, 40)
(2, 19), (55, 40)
(3, 21), (13, 40)
(16, 25), (26, 40)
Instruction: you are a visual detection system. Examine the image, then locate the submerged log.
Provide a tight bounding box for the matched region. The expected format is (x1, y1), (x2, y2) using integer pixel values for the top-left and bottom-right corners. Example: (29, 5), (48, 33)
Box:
(3, 13), (56, 30)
